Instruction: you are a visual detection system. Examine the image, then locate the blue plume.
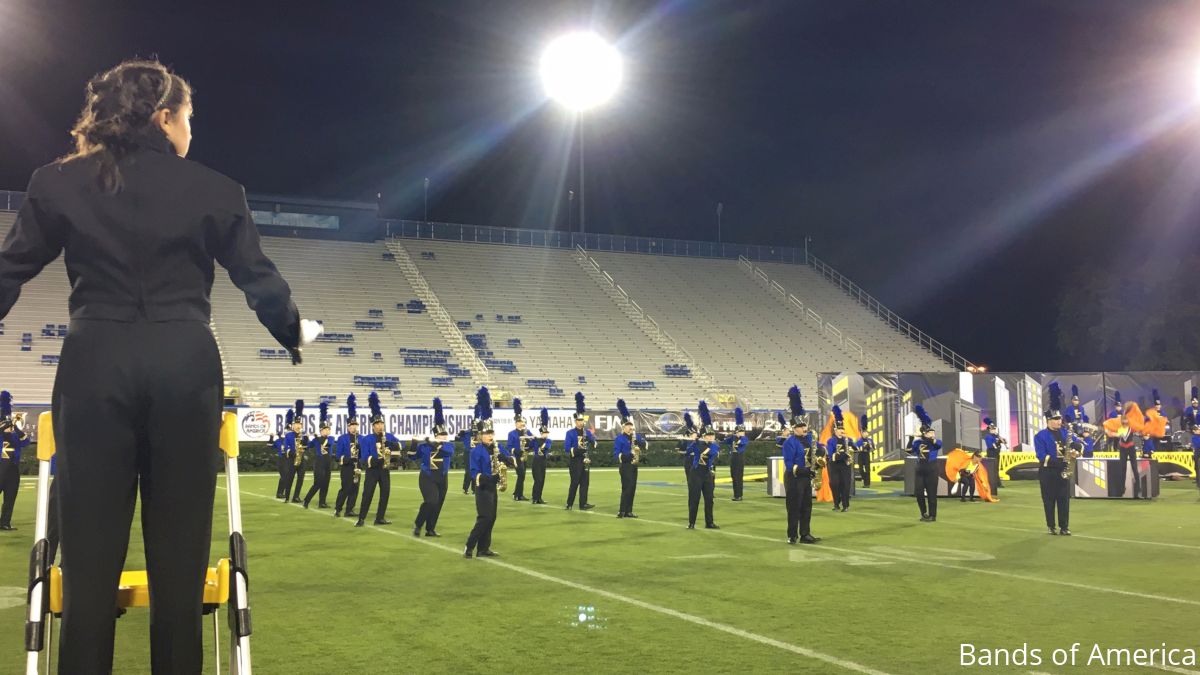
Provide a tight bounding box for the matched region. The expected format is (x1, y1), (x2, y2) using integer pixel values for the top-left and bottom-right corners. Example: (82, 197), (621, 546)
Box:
(294, 399), (304, 420)
(575, 392), (585, 415)
(1152, 388), (1160, 402)
(512, 397), (523, 419)
(983, 417), (993, 426)
(1048, 382), (1063, 411)
(285, 409), (294, 426)
(473, 403), (480, 420)
(0, 391), (10, 419)
(683, 412), (696, 432)
(539, 408), (550, 428)
(1114, 390), (1122, 406)
(433, 398), (445, 427)
(698, 400), (712, 428)
(477, 387), (492, 420)
(319, 401), (329, 424)
(832, 404), (844, 423)
(788, 385), (805, 417)
(346, 393), (357, 422)
(1192, 387), (1198, 401)
(914, 404), (932, 427)
(860, 414), (868, 430)
(617, 399), (631, 420)
(368, 391), (382, 418)
(776, 411), (786, 428)
(1071, 384), (1079, 398)
(734, 407), (744, 426)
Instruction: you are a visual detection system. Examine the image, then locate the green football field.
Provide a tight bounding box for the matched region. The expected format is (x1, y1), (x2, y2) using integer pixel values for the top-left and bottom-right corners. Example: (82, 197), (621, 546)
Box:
(2, 467), (1199, 674)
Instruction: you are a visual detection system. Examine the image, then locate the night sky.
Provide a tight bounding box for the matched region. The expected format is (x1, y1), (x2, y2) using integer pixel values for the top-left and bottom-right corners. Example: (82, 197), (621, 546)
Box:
(4, 0), (1200, 371)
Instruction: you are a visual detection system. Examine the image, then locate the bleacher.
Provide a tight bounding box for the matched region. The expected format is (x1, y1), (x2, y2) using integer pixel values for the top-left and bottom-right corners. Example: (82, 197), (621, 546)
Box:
(399, 239), (710, 408)
(1, 204), (958, 410)
(589, 251), (880, 404)
(0, 212), (69, 403)
(209, 236), (472, 406)
(756, 261), (950, 372)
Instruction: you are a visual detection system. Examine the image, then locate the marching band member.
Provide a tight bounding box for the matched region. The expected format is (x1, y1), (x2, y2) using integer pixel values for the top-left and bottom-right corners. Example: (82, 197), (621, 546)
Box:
(678, 412), (699, 482)
(687, 401), (720, 530)
(334, 394), (362, 518)
(460, 405), (478, 495)
(614, 399), (646, 518)
(1079, 426), (1096, 457)
(909, 405), (941, 522)
(723, 407), (749, 501)
(1185, 388), (1200, 489)
(302, 402), (335, 509)
(413, 398), (454, 537)
(1144, 389), (1169, 454)
(530, 408), (552, 504)
(465, 388), (500, 558)
(507, 398), (532, 502)
(983, 418), (1007, 460)
(0, 392), (30, 531)
(782, 386), (819, 544)
(1104, 391), (1124, 453)
(564, 392), (595, 511)
(957, 451), (981, 502)
(856, 414), (874, 488)
(825, 406), (854, 512)
(282, 399), (308, 503)
(356, 392), (399, 527)
(1104, 393), (1146, 499)
(1034, 384), (1074, 535)
(272, 420), (288, 499)
(1064, 385), (1089, 434)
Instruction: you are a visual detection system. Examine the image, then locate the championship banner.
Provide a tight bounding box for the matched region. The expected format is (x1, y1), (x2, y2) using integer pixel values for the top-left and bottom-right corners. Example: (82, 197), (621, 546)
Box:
(236, 407), (578, 442)
(233, 406), (787, 442)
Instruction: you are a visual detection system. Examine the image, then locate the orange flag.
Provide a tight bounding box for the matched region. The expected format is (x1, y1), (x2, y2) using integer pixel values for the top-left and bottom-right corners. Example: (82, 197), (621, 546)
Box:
(943, 448), (998, 502)
(817, 466), (833, 502)
(1103, 402), (1145, 436)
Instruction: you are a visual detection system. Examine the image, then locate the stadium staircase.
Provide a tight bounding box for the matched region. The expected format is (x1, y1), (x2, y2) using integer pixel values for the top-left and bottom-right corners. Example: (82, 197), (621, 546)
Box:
(571, 245), (733, 406)
(383, 239), (491, 391)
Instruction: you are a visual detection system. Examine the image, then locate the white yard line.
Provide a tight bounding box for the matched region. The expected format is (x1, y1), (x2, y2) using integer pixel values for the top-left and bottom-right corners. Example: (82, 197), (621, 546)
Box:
(640, 485), (1200, 552)
(226, 481), (896, 675)
(231, 475), (1200, 607)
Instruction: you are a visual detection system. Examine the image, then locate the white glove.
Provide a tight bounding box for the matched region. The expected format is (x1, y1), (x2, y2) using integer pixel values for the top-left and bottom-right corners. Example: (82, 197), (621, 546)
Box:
(299, 319), (324, 346)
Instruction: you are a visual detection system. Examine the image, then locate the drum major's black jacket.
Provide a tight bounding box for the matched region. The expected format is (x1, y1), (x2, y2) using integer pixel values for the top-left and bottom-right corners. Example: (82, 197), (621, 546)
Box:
(0, 129), (299, 348)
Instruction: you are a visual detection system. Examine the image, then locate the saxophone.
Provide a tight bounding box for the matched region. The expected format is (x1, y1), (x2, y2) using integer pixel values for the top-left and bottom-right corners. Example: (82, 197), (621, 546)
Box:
(1055, 430), (1078, 482)
(806, 437), (827, 492)
(379, 436), (392, 470)
(293, 437), (305, 467)
(350, 436), (361, 484)
(491, 443), (508, 492)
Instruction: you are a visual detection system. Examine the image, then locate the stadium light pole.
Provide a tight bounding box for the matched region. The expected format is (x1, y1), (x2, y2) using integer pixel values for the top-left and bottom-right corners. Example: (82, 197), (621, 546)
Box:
(423, 177), (429, 223)
(540, 31), (622, 235)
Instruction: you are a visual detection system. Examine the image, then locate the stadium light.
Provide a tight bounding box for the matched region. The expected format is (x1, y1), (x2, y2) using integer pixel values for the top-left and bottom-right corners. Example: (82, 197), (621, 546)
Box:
(540, 31), (623, 235)
(539, 31), (622, 112)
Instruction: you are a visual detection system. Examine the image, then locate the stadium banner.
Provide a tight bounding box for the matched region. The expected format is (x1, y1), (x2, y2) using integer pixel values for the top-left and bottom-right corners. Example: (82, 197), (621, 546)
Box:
(818, 371), (1198, 480)
(234, 406), (785, 442)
